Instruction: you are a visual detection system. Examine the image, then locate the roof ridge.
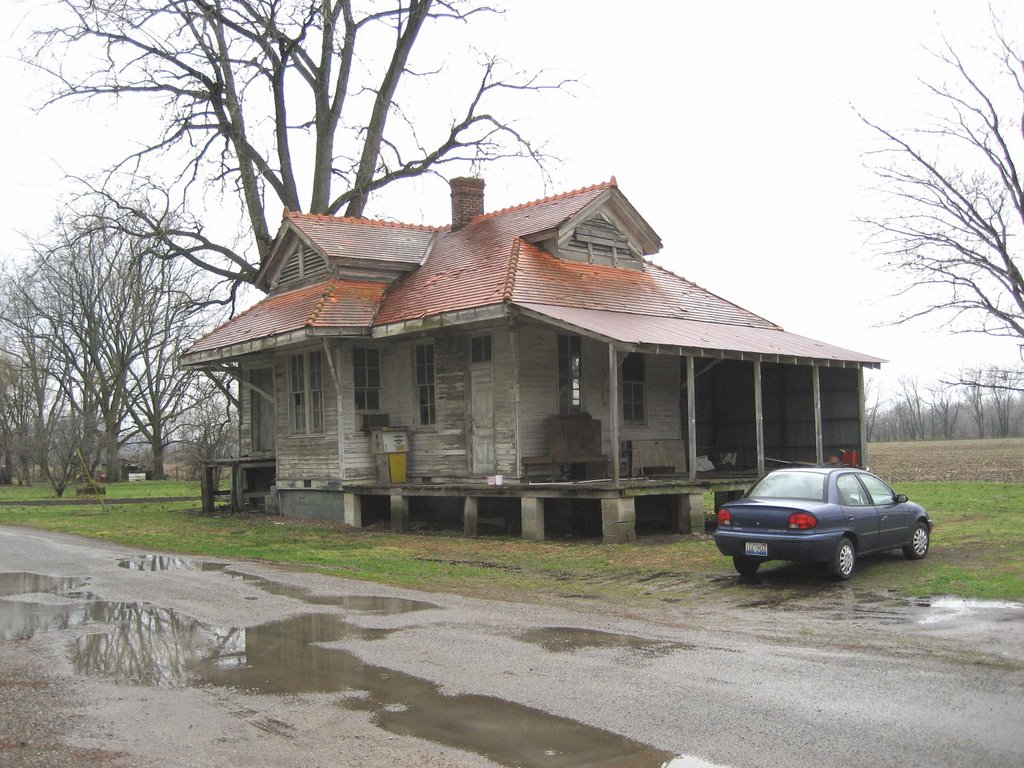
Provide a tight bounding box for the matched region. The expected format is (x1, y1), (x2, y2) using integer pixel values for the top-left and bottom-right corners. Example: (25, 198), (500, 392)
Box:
(471, 178), (617, 223)
(283, 208), (444, 232)
(305, 280), (337, 326)
(503, 239), (522, 302)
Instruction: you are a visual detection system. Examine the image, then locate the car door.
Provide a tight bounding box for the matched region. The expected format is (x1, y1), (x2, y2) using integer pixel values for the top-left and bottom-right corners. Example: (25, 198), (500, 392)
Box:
(858, 473), (911, 549)
(835, 473), (880, 552)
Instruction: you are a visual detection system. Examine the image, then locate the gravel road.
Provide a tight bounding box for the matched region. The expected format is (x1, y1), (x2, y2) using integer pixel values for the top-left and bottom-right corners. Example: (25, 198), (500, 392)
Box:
(2, 525), (1022, 768)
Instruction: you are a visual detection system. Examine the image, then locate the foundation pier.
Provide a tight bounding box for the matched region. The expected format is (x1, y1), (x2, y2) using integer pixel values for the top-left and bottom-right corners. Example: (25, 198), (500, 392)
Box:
(521, 497), (545, 541)
(463, 496), (479, 537)
(601, 497), (637, 543)
(390, 494), (409, 533)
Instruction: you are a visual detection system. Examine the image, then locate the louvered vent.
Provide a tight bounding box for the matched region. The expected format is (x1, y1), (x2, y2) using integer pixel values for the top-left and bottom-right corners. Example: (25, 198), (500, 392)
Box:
(301, 246), (328, 280)
(278, 244), (327, 287)
(563, 216), (637, 266)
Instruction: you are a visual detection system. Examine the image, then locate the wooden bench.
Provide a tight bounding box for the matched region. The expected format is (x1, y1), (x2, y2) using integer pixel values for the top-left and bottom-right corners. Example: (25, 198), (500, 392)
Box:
(523, 413), (609, 481)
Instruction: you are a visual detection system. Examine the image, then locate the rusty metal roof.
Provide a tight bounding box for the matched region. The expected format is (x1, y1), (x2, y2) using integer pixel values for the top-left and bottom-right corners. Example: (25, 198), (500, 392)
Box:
(515, 302), (884, 366)
(284, 211), (438, 264)
(185, 180), (883, 369)
(185, 279), (384, 358)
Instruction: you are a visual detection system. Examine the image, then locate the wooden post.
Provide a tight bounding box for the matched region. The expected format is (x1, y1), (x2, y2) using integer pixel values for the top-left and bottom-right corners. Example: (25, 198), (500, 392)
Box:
(608, 345), (620, 483)
(464, 496), (479, 537)
(508, 318), (522, 479)
(323, 343), (347, 481)
(754, 360), (765, 477)
(687, 356), (697, 481)
(858, 366), (868, 466)
(812, 364), (823, 465)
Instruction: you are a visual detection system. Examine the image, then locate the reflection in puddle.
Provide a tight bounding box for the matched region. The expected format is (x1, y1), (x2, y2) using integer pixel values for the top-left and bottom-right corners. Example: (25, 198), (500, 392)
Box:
(0, 572), (90, 641)
(118, 556), (227, 572)
(519, 627), (694, 657)
(1, 572), (673, 767)
(915, 597), (1024, 625)
(117, 556), (439, 613)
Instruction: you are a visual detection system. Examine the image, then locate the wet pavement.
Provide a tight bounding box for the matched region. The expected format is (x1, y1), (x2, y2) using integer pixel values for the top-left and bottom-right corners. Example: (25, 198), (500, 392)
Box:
(2, 528), (1024, 768)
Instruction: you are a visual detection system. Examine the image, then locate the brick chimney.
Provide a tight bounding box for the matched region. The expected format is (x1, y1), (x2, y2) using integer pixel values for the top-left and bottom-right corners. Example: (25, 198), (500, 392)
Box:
(449, 177), (485, 231)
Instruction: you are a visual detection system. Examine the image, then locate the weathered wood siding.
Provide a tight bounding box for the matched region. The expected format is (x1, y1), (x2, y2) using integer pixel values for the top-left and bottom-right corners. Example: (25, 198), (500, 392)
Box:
(762, 363), (816, 463)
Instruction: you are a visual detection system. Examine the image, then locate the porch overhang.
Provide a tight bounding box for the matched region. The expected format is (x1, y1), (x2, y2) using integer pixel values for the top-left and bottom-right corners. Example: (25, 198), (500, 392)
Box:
(180, 326), (371, 369)
(512, 302), (884, 368)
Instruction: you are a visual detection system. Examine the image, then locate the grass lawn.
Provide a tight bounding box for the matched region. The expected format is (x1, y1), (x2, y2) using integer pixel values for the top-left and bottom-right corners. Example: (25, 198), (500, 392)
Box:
(0, 480), (201, 501)
(1, 479), (1021, 604)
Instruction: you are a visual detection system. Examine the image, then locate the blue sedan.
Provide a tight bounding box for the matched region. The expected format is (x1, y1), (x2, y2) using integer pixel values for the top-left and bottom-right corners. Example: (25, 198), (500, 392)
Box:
(714, 467), (932, 580)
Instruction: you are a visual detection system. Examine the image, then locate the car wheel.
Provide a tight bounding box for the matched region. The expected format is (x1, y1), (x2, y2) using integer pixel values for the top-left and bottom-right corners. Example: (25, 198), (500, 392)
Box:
(902, 522), (930, 560)
(828, 537), (856, 581)
(733, 556), (761, 576)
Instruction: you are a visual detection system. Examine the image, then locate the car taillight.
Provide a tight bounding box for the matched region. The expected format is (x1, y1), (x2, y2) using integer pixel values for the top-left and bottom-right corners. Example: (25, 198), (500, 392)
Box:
(788, 512), (817, 530)
(717, 509), (732, 526)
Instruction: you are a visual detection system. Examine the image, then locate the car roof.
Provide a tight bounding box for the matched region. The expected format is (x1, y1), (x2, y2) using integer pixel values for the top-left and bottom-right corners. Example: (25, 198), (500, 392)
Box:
(765, 466), (865, 476)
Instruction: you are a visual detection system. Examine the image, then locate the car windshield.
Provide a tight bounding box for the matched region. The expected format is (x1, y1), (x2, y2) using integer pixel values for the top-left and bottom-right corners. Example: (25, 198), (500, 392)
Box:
(747, 471), (827, 502)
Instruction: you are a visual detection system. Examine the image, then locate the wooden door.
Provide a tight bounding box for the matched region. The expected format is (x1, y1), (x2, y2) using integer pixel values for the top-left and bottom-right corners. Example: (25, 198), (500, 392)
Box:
(469, 361), (495, 474)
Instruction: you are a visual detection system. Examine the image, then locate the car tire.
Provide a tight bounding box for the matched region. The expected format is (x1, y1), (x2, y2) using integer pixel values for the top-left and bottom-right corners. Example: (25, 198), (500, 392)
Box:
(733, 556), (761, 576)
(828, 537), (856, 581)
(902, 522), (930, 560)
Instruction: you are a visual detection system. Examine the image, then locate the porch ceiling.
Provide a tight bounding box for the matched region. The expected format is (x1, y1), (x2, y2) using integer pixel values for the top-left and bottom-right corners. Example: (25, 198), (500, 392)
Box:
(514, 302), (885, 367)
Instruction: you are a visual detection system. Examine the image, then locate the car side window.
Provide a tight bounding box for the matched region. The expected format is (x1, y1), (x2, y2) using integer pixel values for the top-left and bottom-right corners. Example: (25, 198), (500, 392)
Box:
(837, 474), (867, 506)
(859, 474), (896, 505)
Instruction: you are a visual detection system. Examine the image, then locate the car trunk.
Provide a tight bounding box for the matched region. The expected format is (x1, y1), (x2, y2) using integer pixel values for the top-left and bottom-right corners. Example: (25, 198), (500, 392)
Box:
(723, 501), (811, 531)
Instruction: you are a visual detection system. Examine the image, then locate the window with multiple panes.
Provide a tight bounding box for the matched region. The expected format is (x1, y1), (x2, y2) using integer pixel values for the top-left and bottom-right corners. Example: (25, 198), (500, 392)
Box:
(289, 351), (324, 434)
(353, 348), (381, 411)
(415, 343), (436, 425)
(557, 334), (582, 413)
(622, 352), (646, 425)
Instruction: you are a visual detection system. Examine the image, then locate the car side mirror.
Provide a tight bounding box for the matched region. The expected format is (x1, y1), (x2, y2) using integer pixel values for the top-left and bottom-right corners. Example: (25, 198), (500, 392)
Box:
(895, 494), (908, 504)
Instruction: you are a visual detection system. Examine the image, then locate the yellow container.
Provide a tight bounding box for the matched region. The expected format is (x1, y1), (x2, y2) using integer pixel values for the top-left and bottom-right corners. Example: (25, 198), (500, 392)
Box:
(387, 452), (407, 484)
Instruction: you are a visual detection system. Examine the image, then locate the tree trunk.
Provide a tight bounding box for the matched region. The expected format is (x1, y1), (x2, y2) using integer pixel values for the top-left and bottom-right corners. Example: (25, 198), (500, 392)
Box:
(105, 424), (121, 483)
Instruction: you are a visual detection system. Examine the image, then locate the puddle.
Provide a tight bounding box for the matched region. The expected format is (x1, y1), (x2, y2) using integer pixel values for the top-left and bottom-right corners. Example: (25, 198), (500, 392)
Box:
(118, 556), (227, 572)
(117, 556), (439, 613)
(519, 627), (695, 657)
(914, 597), (1024, 626)
(1, 572), (674, 767)
(0, 572), (91, 641)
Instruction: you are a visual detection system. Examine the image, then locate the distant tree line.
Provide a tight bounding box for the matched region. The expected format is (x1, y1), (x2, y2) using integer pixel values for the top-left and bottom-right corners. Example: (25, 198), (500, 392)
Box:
(0, 203), (237, 495)
(867, 369), (1024, 443)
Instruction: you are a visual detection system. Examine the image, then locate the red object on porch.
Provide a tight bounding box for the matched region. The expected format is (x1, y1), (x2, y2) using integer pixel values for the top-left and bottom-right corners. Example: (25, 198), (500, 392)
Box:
(840, 449), (860, 467)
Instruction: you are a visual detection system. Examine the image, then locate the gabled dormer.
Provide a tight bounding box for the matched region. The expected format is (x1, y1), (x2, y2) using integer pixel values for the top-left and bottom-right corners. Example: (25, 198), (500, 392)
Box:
(256, 210), (438, 294)
(521, 183), (662, 270)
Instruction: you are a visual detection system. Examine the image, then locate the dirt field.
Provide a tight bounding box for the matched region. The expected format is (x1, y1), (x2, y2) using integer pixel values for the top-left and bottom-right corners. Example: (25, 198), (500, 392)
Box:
(867, 437), (1024, 483)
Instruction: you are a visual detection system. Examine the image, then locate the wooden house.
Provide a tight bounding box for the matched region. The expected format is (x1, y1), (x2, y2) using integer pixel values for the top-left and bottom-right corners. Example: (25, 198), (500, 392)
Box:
(181, 178), (882, 542)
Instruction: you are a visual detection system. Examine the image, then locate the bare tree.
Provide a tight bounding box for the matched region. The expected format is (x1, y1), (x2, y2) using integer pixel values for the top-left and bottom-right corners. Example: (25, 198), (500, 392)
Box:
(926, 381), (961, 439)
(895, 376), (927, 440)
(26, 1), (565, 294)
(177, 379), (238, 481)
(861, 14), (1024, 364)
(125, 258), (221, 479)
(961, 368), (988, 438)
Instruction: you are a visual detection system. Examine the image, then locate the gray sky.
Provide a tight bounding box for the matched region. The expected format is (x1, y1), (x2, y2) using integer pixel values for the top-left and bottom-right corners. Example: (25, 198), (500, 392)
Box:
(1, 0), (1021, 391)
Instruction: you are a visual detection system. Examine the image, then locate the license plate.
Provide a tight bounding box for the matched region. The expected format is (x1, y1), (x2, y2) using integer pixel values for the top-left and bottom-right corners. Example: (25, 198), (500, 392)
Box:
(745, 542), (768, 557)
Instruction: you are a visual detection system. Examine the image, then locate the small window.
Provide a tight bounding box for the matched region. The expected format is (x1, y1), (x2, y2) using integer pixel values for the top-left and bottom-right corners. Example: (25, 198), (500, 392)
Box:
(622, 353), (646, 425)
(353, 348), (381, 411)
(470, 335), (492, 363)
(415, 343), (436, 425)
(557, 334), (582, 414)
(289, 351), (324, 434)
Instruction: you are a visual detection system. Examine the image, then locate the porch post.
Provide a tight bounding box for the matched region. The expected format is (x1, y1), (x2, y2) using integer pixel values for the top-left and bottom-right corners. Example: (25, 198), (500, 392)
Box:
(753, 360), (765, 476)
(812, 364), (824, 465)
(608, 345), (620, 483)
(858, 367), (868, 466)
(687, 356), (697, 481)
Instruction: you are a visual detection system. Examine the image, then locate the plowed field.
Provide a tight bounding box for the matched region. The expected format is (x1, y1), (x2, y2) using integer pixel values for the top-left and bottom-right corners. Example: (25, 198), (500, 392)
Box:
(867, 437), (1024, 483)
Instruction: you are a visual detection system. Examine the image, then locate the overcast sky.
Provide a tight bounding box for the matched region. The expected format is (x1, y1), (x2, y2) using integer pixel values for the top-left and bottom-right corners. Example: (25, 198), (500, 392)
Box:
(1, 0), (1022, 392)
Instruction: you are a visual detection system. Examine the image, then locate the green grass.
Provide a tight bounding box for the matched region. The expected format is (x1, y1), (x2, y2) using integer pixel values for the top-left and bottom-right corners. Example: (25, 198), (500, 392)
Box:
(0, 480), (201, 501)
(0, 481), (1021, 604)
